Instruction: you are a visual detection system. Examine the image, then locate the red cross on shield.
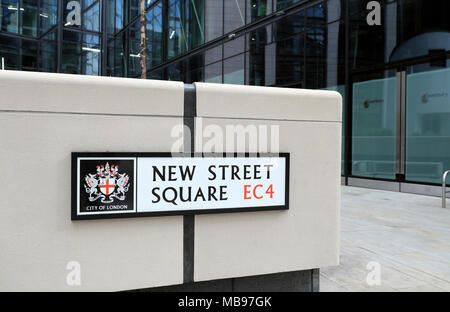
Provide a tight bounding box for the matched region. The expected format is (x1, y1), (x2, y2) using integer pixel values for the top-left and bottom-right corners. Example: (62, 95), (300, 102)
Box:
(99, 178), (116, 196)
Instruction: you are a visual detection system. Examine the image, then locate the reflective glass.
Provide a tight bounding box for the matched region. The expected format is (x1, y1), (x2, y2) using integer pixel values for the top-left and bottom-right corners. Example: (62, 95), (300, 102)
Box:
(21, 39), (37, 71)
(205, 61), (222, 83)
(406, 61), (450, 183)
(247, 0), (272, 23)
(224, 0), (245, 34)
(106, 0), (114, 34)
(224, 53), (244, 84)
(205, 45), (222, 65)
(147, 68), (164, 80)
(224, 35), (245, 59)
(349, 0), (450, 70)
(62, 30), (101, 75)
(167, 0), (204, 59)
(352, 71), (397, 179)
(166, 61), (182, 81)
(40, 0), (57, 35)
(115, 0), (125, 32)
(106, 38), (114, 75)
(275, 33), (304, 87)
(113, 33), (126, 76)
(305, 3), (326, 89)
(205, 0), (222, 42)
(275, 0), (300, 11)
(0, 33), (19, 69)
(0, 0), (19, 33)
(20, 0), (37, 36)
(184, 53), (204, 83)
(39, 30), (57, 72)
(64, 0), (101, 32)
(127, 19), (142, 77)
(82, 0), (100, 32)
(247, 26), (268, 86)
(146, 1), (163, 68)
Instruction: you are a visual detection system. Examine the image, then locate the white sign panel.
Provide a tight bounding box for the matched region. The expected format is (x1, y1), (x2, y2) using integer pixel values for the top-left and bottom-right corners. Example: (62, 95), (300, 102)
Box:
(72, 153), (289, 220)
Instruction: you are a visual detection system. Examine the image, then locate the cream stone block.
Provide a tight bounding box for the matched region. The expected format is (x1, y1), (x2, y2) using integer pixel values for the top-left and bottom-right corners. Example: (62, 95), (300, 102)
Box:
(193, 86), (341, 281)
(0, 112), (184, 291)
(0, 71), (184, 117)
(195, 82), (342, 122)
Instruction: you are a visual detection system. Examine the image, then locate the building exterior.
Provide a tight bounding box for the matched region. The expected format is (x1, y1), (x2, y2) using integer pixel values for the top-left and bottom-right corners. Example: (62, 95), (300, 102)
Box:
(1, 0), (449, 192)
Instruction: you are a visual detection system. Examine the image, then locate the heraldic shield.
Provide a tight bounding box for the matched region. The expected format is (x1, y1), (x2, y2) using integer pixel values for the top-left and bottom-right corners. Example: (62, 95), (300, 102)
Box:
(84, 162), (130, 204)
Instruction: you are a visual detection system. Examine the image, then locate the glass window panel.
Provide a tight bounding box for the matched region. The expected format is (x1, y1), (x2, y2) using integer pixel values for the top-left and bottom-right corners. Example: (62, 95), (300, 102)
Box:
(64, 0), (101, 32)
(106, 38), (114, 75)
(167, 0), (186, 58)
(224, 53), (244, 84)
(185, 53), (204, 83)
(39, 30), (57, 72)
(190, 0), (204, 47)
(20, 0), (38, 36)
(62, 30), (101, 75)
(247, 26), (268, 86)
(247, 0), (272, 23)
(114, 0), (138, 32)
(205, 45), (222, 65)
(275, 0), (300, 11)
(305, 27), (326, 88)
(352, 71), (397, 179)
(346, 0), (449, 69)
(275, 33), (304, 86)
(82, 0), (100, 32)
(0, 0), (19, 33)
(406, 61), (450, 184)
(223, 35), (245, 59)
(21, 39), (37, 71)
(166, 61), (183, 81)
(205, 61), (222, 83)
(115, 0), (125, 32)
(205, 0), (222, 42)
(106, 0), (114, 34)
(128, 19), (141, 77)
(129, 0), (139, 21)
(113, 33), (126, 76)
(396, 0), (450, 56)
(147, 68), (164, 80)
(146, 1), (163, 68)
(185, 68), (203, 83)
(0, 33), (19, 69)
(39, 0), (57, 35)
(273, 9), (304, 42)
(349, 6), (385, 71)
(167, 0), (204, 59)
(224, 0), (245, 34)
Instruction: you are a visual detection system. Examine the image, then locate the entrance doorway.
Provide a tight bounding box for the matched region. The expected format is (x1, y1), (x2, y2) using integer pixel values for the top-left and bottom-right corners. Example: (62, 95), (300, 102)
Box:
(349, 58), (450, 186)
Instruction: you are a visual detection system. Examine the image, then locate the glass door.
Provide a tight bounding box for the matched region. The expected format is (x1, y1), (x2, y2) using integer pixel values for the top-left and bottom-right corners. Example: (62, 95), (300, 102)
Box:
(405, 60), (450, 184)
(351, 69), (397, 179)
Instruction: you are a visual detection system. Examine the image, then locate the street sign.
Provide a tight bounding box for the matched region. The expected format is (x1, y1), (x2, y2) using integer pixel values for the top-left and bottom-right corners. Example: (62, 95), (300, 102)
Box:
(72, 153), (289, 220)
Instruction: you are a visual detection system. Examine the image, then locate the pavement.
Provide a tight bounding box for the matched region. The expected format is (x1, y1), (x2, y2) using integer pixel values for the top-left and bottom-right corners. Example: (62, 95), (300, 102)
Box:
(321, 186), (450, 292)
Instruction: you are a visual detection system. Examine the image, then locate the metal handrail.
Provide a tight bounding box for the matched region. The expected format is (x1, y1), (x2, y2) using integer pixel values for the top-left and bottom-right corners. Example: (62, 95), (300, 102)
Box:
(443, 170), (450, 208)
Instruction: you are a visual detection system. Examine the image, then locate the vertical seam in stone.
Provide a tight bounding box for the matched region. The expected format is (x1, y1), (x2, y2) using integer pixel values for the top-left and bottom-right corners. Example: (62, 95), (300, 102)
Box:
(183, 84), (196, 284)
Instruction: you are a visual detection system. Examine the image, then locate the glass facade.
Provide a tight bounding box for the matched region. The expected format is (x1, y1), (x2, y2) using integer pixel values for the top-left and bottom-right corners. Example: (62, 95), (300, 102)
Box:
(1, 0), (449, 185)
(352, 70), (397, 179)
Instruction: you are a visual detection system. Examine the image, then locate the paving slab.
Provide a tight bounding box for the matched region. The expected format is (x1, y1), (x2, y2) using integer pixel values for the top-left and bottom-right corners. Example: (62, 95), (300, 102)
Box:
(321, 186), (450, 292)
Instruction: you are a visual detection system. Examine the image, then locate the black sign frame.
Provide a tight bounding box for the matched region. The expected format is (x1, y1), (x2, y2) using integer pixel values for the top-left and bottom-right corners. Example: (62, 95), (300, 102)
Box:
(71, 152), (290, 221)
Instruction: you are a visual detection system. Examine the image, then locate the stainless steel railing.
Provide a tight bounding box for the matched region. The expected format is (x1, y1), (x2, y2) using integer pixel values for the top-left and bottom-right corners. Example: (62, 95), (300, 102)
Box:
(443, 170), (450, 208)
